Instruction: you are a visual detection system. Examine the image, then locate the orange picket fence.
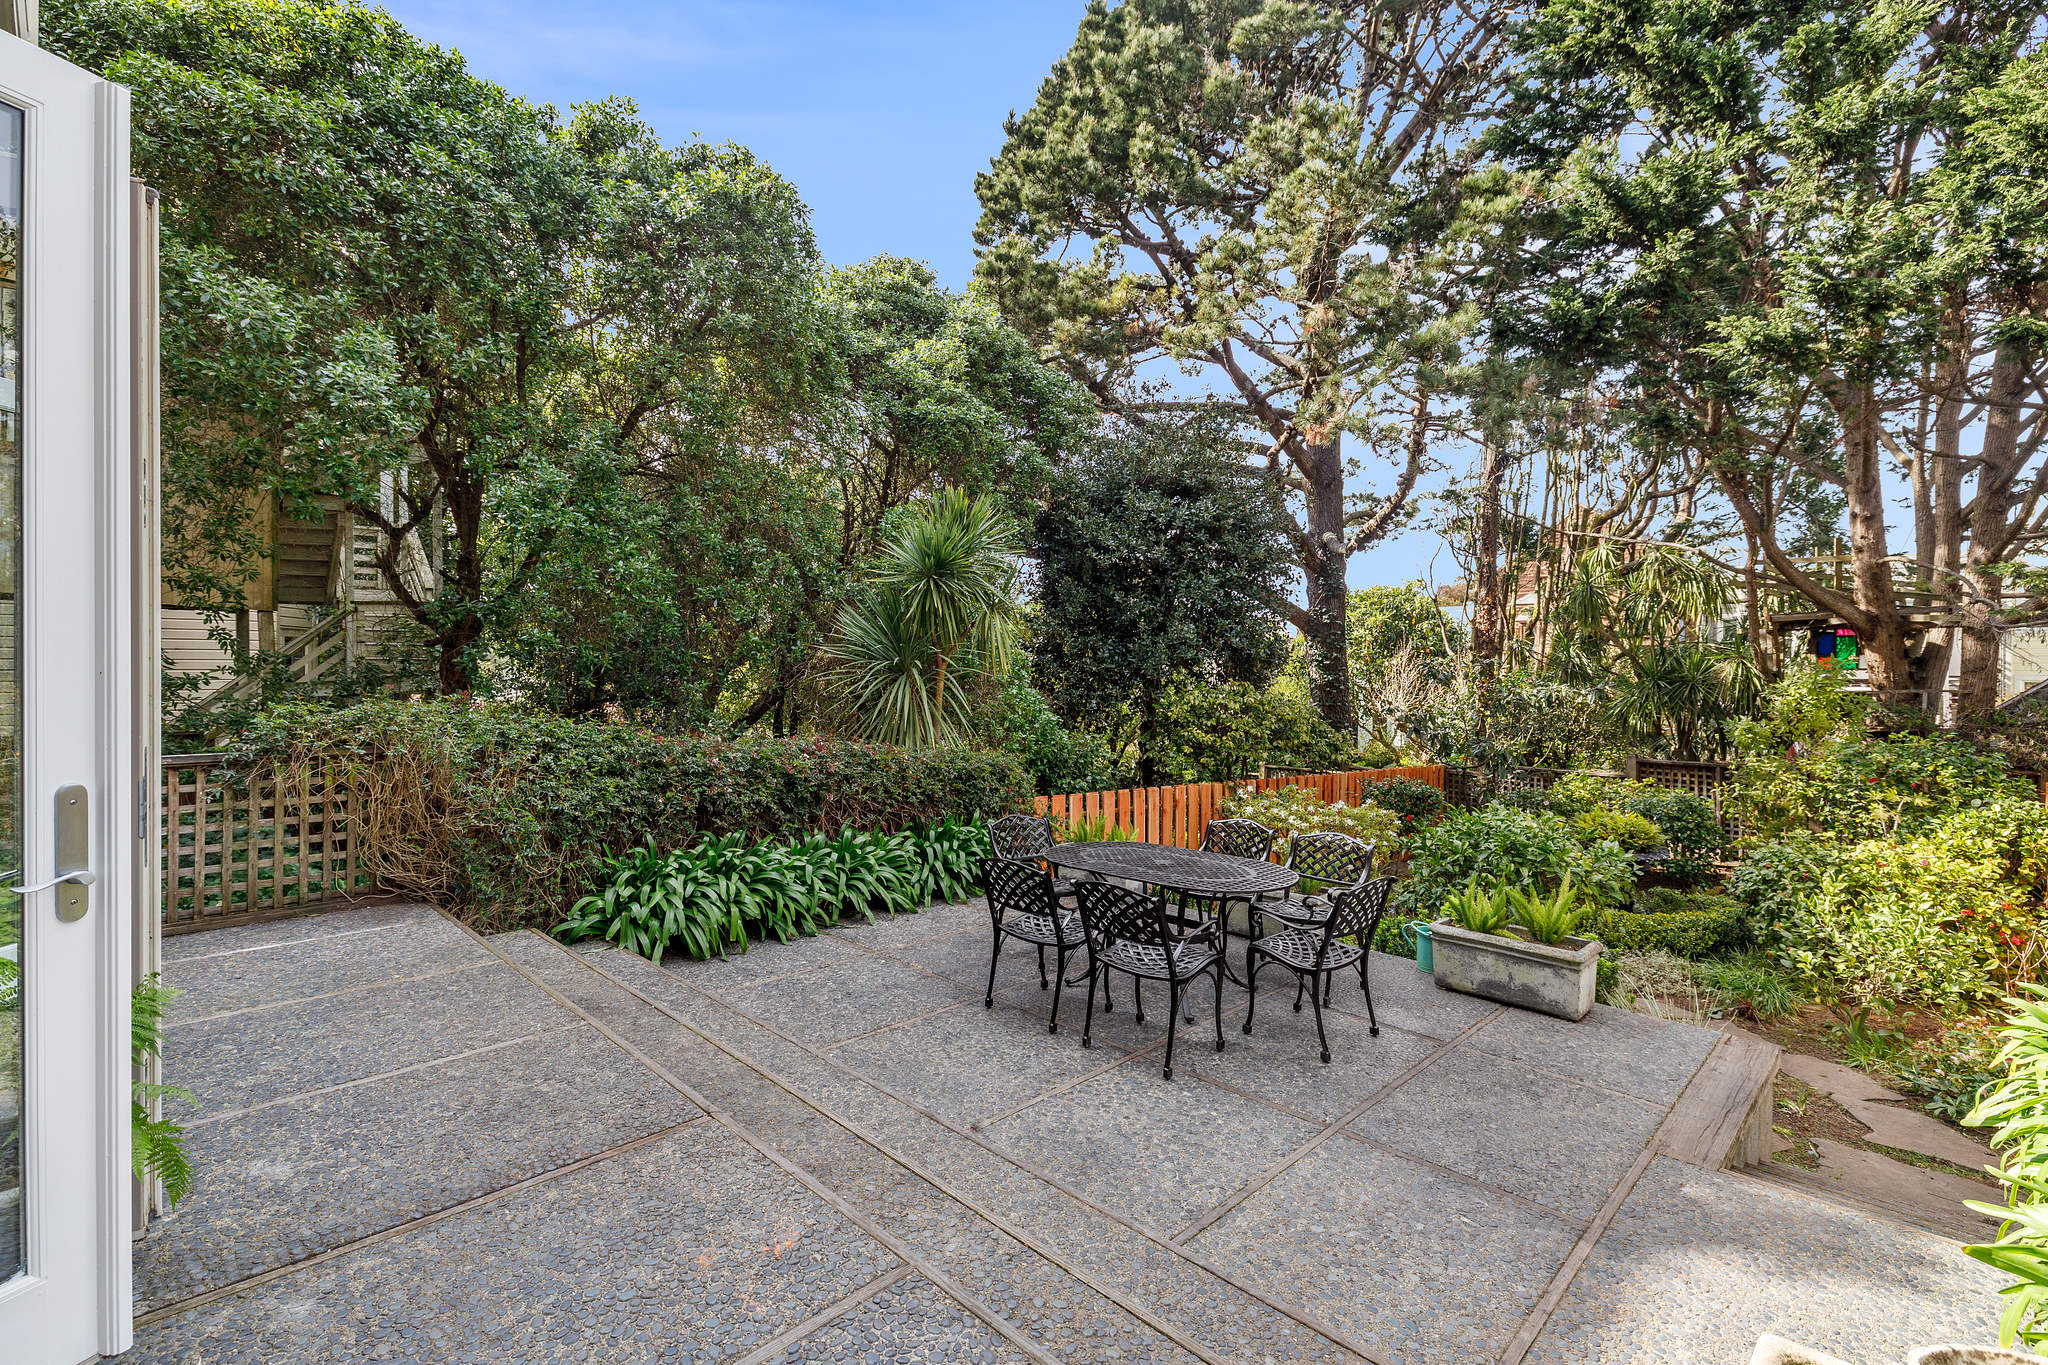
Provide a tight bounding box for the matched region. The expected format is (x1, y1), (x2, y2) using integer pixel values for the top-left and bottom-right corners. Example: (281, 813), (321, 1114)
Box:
(1033, 765), (1445, 849)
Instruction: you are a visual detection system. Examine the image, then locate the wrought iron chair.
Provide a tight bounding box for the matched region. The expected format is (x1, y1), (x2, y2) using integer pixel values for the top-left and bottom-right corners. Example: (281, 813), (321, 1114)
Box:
(1248, 832), (1375, 984)
(1199, 818), (1277, 862)
(1245, 834), (1376, 994)
(1191, 816), (1278, 937)
(987, 813), (1079, 900)
(1242, 876), (1394, 1063)
(978, 857), (1089, 1034)
(1074, 880), (1226, 1080)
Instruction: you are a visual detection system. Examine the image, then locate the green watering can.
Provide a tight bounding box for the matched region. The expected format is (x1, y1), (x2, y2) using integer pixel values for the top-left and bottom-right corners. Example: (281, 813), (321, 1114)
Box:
(1403, 920), (1433, 972)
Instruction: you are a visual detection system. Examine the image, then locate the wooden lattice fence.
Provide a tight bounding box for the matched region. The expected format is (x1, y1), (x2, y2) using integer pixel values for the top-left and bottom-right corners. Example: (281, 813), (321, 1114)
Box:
(161, 752), (380, 934)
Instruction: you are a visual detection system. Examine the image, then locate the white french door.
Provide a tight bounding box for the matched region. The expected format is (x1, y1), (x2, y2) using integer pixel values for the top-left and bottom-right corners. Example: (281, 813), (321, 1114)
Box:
(0, 30), (135, 1365)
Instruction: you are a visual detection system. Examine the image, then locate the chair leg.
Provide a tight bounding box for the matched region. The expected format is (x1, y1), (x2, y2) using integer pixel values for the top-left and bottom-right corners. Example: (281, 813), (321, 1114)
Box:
(1163, 980), (1180, 1081)
(1310, 972), (1333, 1064)
(1081, 964), (1100, 1049)
(1242, 952), (1259, 1035)
(985, 930), (1002, 1009)
(1359, 953), (1379, 1036)
(1293, 975), (1306, 1013)
(1048, 946), (1067, 1034)
(1133, 978), (1144, 1024)
(1212, 965), (1225, 1053)
(1038, 943), (1049, 990)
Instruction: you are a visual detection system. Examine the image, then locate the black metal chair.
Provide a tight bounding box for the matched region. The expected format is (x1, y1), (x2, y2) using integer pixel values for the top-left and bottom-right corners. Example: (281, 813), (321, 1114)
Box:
(988, 813), (1079, 899)
(1074, 880), (1226, 1080)
(1191, 816), (1277, 926)
(1199, 817), (1277, 862)
(1243, 876), (1393, 1063)
(1248, 832), (1375, 983)
(978, 856), (1089, 1034)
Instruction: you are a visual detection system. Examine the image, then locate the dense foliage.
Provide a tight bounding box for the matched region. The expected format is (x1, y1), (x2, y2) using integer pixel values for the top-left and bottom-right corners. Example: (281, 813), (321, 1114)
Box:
(1145, 679), (1352, 784)
(1965, 989), (2048, 1347)
(556, 821), (986, 960)
(1029, 416), (1297, 782)
(1396, 804), (1635, 916)
(232, 701), (1029, 931)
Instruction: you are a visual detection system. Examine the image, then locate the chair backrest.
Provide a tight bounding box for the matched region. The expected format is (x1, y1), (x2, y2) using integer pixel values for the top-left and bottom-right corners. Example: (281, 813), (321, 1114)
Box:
(1319, 876), (1395, 955)
(1287, 832), (1374, 890)
(1200, 817), (1276, 862)
(1073, 879), (1173, 958)
(980, 856), (1059, 930)
(989, 813), (1055, 862)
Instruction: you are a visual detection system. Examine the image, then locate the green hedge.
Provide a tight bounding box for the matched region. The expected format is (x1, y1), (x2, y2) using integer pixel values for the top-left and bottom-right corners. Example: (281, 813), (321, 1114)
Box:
(231, 700), (1032, 932)
(1587, 890), (1743, 959)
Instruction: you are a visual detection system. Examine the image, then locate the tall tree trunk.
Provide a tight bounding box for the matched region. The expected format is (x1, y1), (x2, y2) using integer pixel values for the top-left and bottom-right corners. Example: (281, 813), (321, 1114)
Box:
(1922, 289), (1969, 716)
(1301, 437), (1356, 736)
(1835, 377), (1916, 706)
(1471, 432), (1508, 664)
(437, 615), (481, 695)
(1956, 325), (2033, 716)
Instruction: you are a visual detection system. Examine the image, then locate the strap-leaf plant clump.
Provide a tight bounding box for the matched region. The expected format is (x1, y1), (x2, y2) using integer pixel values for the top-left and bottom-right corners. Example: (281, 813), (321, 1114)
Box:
(556, 818), (989, 961)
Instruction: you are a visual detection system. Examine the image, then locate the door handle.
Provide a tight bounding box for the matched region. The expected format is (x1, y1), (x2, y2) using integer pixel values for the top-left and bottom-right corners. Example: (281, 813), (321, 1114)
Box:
(11, 785), (92, 922)
(12, 869), (96, 896)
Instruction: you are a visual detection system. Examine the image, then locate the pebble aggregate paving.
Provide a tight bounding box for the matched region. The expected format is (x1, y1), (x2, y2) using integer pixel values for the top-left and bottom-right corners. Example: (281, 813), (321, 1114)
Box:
(828, 996), (1141, 1122)
(164, 913), (489, 1022)
(128, 1127), (897, 1364)
(979, 1060), (1321, 1232)
(1352, 1046), (1663, 1222)
(159, 901), (437, 962)
(163, 959), (560, 1111)
(143, 899), (2008, 1364)
(135, 1023), (697, 1312)
(765, 1274), (1032, 1364)
(1194, 1135), (1582, 1365)
(721, 955), (976, 1048)
(1461, 999), (1718, 1105)
(1523, 1155), (2009, 1365)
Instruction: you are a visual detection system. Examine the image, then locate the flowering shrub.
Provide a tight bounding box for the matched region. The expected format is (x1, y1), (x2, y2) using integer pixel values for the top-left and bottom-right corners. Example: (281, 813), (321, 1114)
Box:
(1219, 783), (1403, 851)
(1364, 776), (1449, 832)
(1748, 830), (2042, 1011)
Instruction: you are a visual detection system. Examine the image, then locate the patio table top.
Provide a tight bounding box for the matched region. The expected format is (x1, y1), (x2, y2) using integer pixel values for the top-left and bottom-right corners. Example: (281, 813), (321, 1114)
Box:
(1047, 839), (1299, 899)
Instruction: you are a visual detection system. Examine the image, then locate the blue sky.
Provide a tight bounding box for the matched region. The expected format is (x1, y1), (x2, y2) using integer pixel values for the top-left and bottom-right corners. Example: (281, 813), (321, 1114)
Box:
(381, 0), (1451, 590)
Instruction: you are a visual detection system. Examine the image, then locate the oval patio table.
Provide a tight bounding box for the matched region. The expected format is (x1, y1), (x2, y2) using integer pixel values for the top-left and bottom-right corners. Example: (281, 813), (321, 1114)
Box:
(1043, 840), (1298, 1001)
(1043, 840), (1298, 902)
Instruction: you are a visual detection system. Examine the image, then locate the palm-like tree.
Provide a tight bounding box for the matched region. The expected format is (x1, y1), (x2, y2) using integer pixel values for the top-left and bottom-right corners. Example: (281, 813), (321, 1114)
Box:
(825, 489), (1020, 749)
(1552, 543), (1763, 758)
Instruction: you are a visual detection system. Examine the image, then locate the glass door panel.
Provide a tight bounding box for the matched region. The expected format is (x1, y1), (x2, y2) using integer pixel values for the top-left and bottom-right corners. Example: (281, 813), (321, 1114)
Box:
(0, 96), (21, 1288)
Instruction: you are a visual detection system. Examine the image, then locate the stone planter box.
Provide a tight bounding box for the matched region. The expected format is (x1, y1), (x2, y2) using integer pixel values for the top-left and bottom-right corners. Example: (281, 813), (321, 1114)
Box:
(1430, 921), (1602, 1020)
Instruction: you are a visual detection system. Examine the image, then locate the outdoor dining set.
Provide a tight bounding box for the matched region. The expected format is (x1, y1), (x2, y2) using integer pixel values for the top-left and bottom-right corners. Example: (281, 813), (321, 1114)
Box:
(978, 814), (1395, 1081)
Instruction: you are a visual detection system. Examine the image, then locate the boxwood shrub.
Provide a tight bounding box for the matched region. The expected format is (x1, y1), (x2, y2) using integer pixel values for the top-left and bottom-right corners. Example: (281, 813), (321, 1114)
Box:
(230, 700), (1031, 932)
(1587, 890), (1743, 959)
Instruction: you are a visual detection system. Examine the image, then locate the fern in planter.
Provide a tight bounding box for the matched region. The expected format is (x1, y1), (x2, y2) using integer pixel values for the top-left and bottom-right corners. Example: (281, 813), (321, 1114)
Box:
(132, 975), (196, 1209)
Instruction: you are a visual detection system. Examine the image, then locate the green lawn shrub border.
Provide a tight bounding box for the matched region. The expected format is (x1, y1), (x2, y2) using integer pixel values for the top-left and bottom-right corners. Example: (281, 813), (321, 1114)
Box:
(230, 700), (1030, 932)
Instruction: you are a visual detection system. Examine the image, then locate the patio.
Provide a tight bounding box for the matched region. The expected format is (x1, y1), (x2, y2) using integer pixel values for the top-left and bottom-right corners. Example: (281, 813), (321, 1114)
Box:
(130, 898), (2004, 1364)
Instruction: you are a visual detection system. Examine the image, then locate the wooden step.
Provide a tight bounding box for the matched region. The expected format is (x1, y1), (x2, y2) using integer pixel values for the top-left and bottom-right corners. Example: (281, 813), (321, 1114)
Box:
(1657, 1026), (1781, 1169)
